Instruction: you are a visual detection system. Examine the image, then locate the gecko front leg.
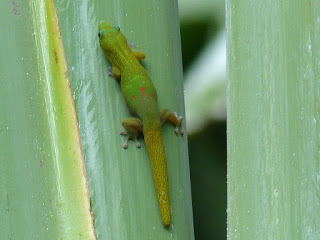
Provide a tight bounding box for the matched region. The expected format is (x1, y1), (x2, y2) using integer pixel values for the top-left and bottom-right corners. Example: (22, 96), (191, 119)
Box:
(128, 42), (146, 61)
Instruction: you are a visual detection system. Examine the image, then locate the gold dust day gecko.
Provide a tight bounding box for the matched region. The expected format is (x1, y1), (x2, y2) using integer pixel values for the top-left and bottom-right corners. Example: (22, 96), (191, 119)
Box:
(98, 22), (183, 227)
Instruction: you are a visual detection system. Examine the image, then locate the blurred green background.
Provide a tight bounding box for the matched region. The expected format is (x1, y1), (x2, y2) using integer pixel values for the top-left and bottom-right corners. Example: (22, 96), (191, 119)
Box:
(179, 0), (226, 239)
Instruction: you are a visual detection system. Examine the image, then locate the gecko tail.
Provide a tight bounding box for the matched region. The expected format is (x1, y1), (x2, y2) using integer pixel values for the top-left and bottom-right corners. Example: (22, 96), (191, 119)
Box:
(144, 127), (171, 227)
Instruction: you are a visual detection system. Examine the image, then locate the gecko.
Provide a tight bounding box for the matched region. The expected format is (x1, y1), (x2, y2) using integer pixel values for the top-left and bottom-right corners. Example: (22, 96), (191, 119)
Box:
(98, 22), (184, 227)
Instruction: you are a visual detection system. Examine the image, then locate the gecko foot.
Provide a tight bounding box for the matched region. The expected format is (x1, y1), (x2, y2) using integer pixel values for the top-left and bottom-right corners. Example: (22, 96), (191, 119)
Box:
(108, 66), (114, 76)
(174, 112), (184, 136)
(120, 132), (141, 149)
(128, 42), (135, 50)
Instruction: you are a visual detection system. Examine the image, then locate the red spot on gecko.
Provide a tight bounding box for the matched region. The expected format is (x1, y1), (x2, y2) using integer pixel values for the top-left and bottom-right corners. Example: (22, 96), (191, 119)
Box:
(141, 87), (146, 97)
(149, 93), (154, 98)
(133, 95), (137, 101)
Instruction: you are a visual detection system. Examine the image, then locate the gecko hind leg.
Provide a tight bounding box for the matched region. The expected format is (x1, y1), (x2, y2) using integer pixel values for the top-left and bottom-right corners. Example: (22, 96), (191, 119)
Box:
(160, 108), (184, 135)
(121, 118), (143, 149)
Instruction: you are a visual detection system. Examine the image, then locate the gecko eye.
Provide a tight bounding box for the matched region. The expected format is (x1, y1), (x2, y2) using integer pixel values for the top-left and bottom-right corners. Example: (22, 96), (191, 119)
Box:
(114, 25), (120, 31)
(98, 30), (102, 39)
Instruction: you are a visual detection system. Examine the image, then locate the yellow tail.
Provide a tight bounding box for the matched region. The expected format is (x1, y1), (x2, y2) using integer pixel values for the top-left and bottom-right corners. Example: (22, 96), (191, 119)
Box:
(144, 127), (171, 227)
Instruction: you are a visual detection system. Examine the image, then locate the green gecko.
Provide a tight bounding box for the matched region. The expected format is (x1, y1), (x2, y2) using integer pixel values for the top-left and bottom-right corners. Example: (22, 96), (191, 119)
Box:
(98, 22), (183, 227)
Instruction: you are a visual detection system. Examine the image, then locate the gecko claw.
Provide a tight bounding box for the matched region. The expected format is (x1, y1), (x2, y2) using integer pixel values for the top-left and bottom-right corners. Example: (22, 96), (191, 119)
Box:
(173, 112), (184, 135)
(174, 112), (183, 120)
(128, 42), (135, 50)
(121, 132), (140, 148)
(133, 137), (141, 148)
(178, 116), (184, 135)
(108, 66), (114, 76)
(174, 127), (184, 135)
(123, 142), (128, 149)
(135, 141), (141, 148)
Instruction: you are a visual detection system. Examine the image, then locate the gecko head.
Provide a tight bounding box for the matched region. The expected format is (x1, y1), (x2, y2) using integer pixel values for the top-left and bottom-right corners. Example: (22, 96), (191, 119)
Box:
(98, 21), (126, 52)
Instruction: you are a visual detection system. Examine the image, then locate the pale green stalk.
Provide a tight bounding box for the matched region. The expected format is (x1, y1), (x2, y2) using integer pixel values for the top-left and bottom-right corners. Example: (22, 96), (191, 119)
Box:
(0, 0), (95, 238)
(227, 1), (320, 239)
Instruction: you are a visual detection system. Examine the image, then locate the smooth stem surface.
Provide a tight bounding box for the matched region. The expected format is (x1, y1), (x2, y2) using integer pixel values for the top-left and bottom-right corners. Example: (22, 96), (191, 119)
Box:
(0, 0), (95, 238)
(56, 0), (194, 238)
(227, 1), (320, 239)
